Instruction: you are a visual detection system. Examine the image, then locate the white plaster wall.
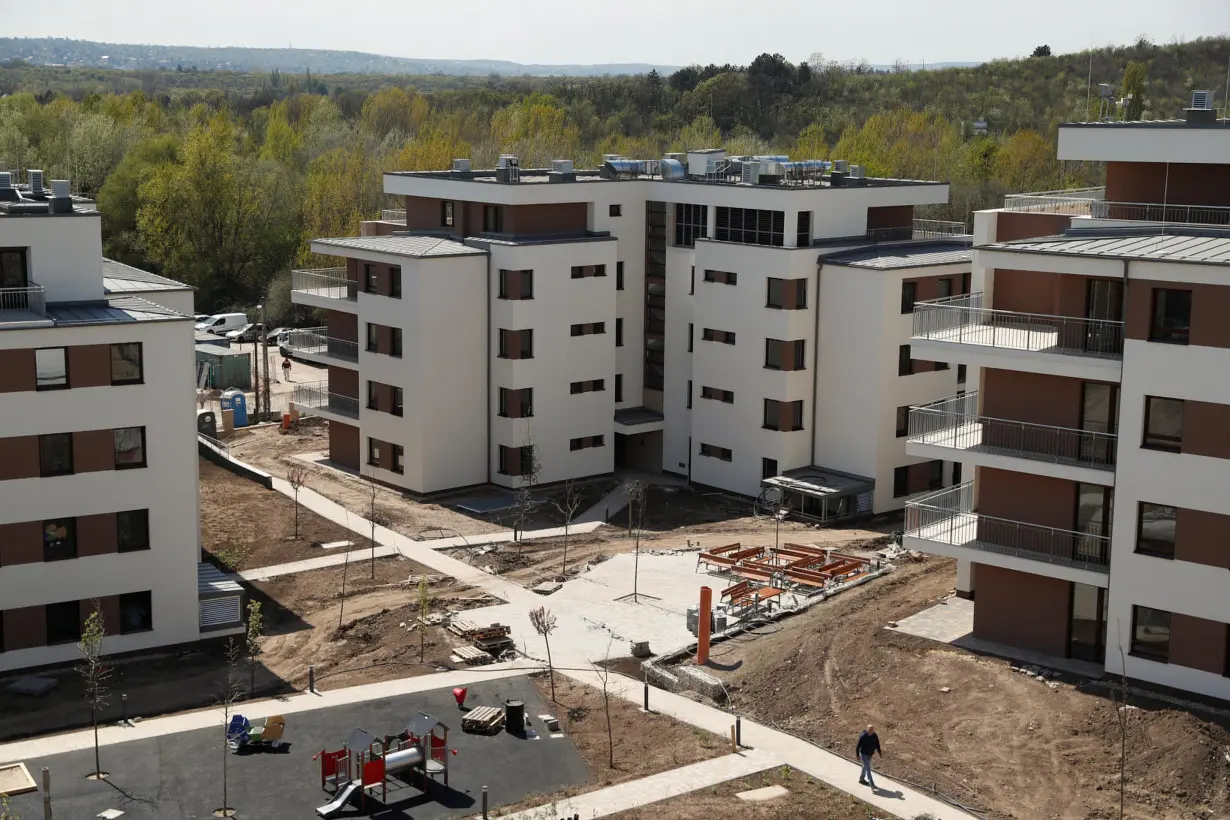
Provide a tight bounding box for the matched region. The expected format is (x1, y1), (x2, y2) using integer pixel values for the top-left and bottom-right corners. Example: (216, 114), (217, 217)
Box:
(0, 317), (199, 670)
(588, 188), (647, 410)
(661, 244), (694, 477)
(1, 213), (105, 303)
(1058, 124), (1230, 165)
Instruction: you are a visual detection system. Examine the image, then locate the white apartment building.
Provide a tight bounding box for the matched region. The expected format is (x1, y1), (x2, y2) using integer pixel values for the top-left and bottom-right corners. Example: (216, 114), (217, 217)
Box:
(290, 150), (969, 518)
(903, 95), (1230, 701)
(0, 173), (219, 672)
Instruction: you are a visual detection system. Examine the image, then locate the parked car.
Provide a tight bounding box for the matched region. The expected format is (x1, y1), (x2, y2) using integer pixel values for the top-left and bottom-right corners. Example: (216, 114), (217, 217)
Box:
(195, 313), (249, 335)
(265, 326), (293, 343)
(225, 323), (264, 343)
(194, 314), (211, 324)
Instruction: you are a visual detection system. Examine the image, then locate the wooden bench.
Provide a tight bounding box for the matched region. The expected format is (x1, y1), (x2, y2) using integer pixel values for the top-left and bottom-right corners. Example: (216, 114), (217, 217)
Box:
(721, 581), (754, 607)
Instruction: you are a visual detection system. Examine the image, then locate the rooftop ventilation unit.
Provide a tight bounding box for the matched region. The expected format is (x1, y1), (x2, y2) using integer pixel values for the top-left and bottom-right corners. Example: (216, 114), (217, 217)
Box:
(27, 169), (44, 196)
(496, 155), (520, 183)
(740, 161), (760, 185)
(1186, 90), (1216, 125)
(832, 159), (848, 174)
(849, 165), (866, 179)
(602, 153), (623, 163)
(686, 148), (725, 178)
(551, 159), (574, 174)
(49, 179), (73, 214)
(452, 158), (471, 173)
(664, 152), (686, 165)
(660, 158), (686, 180)
(0, 172), (16, 203)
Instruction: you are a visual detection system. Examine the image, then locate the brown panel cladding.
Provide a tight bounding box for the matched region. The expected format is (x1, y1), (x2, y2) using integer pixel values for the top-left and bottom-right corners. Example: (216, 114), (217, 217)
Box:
(971, 564), (1071, 657)
(1175, 508), (1230, 569)
(81, 596), (122, 635)
(906, 462), (934, 494)
(328, 311), (358, 344)
(73, 429), (116, 473)
(981, 369), (1084, 428)
(0, 349), (36, 392)
(0, 435), (39, 480)
(991, 269), (1091, 318)
(328, 366), (359, 400)
(866, 205), (913, 230)
(504, 203), (588, 236)
(344, 257), (359, 285)
(77, 513), (119, 557)
(1125, 279), (1230, 349)
(67, 344), (111, 389)
(329, 421), (360, 470)
(907, 274), (962, 303)
(0, 520), (42, 566)
(1169, 613), (1228, 675)
(405, 195), (463, 237)
(464, 202), (484, 236)
(994, 211), (1073, 242)
(977, 467), (1076, 531)
(1181, 401), (1230, 461)
(3, 605), (46, 651)
(1106, 162), (1230, 209)
(376, 325), (392, 356)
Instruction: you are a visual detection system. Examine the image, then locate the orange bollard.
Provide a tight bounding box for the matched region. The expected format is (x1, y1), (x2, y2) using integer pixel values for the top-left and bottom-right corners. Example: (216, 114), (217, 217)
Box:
(697, 586), (712, 665)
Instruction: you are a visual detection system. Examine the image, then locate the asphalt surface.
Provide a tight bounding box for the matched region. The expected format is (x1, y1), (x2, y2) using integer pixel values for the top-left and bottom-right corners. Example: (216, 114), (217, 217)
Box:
(5, 676), (590, 819)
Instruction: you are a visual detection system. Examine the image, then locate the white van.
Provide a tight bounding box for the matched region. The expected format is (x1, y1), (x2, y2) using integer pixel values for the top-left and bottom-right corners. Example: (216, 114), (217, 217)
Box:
(195, 313), (249, 335)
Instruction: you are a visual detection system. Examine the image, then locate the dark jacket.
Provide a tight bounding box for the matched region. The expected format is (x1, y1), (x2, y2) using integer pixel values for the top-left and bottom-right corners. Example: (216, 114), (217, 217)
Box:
(856, 730), (881, 757)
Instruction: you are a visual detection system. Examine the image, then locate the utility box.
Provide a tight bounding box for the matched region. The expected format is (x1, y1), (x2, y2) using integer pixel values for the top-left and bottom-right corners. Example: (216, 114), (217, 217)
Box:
(197, 409), (218, 439)
(220, 390), (248, 427)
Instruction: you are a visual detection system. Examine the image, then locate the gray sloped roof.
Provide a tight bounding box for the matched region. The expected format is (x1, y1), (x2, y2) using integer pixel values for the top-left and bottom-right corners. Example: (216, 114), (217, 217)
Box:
(313, 235), (486, 258)
(989, 231), (1230, 265)
(102, 258), (193, 292)
(821, 241), (972, 270)
(46, 296), (190, 325)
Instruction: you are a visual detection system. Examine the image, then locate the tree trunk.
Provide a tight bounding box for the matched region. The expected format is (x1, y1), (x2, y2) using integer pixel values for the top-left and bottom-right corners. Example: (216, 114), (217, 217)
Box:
(545, 638), (556, 702)
(419, 620), (426, 662)
(370, 520), (376, 580)
(604, 690), (614, 769)
(293, 492), (299, 537)
(250, 655), (256, 698)
(93, 708), (100, 777)
(561, 523), (569, 578)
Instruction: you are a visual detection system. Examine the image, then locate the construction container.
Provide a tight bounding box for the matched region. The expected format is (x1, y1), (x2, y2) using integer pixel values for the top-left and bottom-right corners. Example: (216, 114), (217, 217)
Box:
(195, 344), (252, 390)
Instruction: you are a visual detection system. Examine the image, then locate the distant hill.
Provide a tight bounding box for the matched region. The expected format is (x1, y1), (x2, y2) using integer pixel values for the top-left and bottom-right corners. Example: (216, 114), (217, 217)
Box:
(0, 37), (680, 77)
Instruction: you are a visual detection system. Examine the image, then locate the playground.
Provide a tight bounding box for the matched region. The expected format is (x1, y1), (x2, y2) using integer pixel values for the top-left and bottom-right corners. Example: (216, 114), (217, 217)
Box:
(1, 676), (591, 819)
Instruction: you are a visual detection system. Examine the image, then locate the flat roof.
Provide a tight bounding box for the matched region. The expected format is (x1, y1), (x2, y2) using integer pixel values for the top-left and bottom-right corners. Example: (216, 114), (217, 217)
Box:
(102, 258), (193, 292)
(1061, 118), (1230, 129)
(43, 296), (190, 326)
(763, 465), (874, 498)
(614, 406), (665, 426)
(387, 168), (946, 191)
(313, 234), (485, 258)
(990, 229), (1230, 265)
(820, 240), (972, 270)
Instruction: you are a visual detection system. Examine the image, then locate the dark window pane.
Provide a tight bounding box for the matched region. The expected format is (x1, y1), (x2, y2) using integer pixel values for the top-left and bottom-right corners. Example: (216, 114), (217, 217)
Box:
(110, 343), (143, 384)
(901, 282), (917, 314)
(1136, 503), (1176, 558)
(118, 509), (150, 552)
(46, 600), (81, 645)
(1150, 289), (1192, 344)
(35, 347), (67, 390)
(893, 466), (908, 498)
(43, 518), (77, 561)
(1143, 397), (1183, 451)
(119, 591), (153, 634)
(1131, 606), (1170, 661)
(39, 433), (73, 477)
(896, 406), (909, 437)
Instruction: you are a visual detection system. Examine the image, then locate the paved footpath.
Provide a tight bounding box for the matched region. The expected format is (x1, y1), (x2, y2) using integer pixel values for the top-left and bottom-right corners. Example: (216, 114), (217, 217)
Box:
(490, 748), (780, 819)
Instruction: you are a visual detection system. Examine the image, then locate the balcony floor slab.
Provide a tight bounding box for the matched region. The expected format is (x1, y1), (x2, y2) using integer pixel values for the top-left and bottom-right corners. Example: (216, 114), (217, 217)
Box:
(908, 422), (1116, 486)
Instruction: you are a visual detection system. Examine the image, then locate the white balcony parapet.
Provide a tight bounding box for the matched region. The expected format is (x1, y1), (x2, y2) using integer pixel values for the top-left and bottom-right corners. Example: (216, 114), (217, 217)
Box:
(291, 381), (358, 419)
(0, 283), (46, 320)
(284, 327), (358, 362)
(1003, 188), (1230, 226)
(291, 269), (355, 302)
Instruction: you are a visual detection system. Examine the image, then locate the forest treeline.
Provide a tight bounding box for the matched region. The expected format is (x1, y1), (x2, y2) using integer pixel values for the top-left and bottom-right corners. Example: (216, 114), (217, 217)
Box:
(0, 36), (1226, 318)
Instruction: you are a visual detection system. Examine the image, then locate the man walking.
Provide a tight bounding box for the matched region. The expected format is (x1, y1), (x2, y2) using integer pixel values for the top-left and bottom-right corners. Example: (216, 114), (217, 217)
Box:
(856, 724), (882, 788)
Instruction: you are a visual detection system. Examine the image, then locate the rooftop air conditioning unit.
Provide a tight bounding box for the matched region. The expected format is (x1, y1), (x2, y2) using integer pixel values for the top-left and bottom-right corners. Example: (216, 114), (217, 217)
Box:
(49, 179), (73, 214)
(833, 159), (848, 174)
(551, 159), (574, 174)
(452, 158), (471, 172)
(740, 161), (760, 185)
(496, 155), (520, 183)
(0, 172), (15, 203)
(27, 169), (44, 195)
(849, 165), (866, 179)
(1191, 90), (1212, 110)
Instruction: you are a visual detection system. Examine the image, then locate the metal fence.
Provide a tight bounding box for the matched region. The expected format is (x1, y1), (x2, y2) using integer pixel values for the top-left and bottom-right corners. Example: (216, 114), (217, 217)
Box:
(380, 209), (407, 223)
(291, 381), (359, 418)
(1002, 186), (1105, 214)
(291, 269), (355, 301)
(0, 283), (46, 317)
(909, 392), (1117, 469)
(1090, 200), (1230, 226)
(912, 292), (1125, 358)
(284, 327), (359, 362)
(867, 218), (970, 243)
(906, 482), (1111, 572)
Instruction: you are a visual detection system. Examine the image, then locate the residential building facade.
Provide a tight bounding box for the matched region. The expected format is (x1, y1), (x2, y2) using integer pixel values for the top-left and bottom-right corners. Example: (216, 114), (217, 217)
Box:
(291, 151), (968, 517)
(0, 173), (209, 672)
(903, 97), (1230, 700)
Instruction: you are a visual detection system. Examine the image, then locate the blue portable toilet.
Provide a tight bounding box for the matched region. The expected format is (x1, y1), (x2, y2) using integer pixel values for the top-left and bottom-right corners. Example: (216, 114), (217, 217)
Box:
(220, 389), (248, 427)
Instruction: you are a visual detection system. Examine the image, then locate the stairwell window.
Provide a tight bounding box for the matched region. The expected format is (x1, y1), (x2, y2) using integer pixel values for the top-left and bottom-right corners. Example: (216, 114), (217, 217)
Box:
(702, 328), (735, 345)
(615, 374), (623, 403)
(441, 201), (454, 228)
(570, 322), (605, 337)
(674, 204), (708, 248)
(703, 269), (737, 285)
(569, 435), (605, 451)
(699, 443), (733, 462)
(616, 262), (624, 290)
(616, 318), (624, 347)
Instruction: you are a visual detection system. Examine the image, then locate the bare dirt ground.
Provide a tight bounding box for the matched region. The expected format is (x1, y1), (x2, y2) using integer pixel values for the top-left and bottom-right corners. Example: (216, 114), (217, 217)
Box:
(696, 557), (1230, 820)
(613, 765), (878, 820)
(490, 674), (727, 816)
(199, 457), (372, 570)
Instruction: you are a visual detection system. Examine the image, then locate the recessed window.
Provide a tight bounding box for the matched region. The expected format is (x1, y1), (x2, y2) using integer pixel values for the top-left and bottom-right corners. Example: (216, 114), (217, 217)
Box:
(896, 406), (910, 438)
(715, 207), (784, 246)
(700, 386), (734, 403)
(957, 364), (967, 384)
(570, 322), (605, 337)
(119, 591), (153, 634)
(498, 387), (533, 418)
(499, 269), (533, 300)
(893, 466), (908, 498)
(498, 444), (535, 477)
(570, 379), (605, 394)
(703, 269), (737, 286)
(46, 600), (82, 645)
(763, 399), (804, 432)
(117, 509), (150, 553)
(796, 212), (812, 247)
(367, 438), (381, 467)
(392, 444), (405, 475)
(687, 379), (692, 409)
(483, 205), (503, 233)
(570, 265), (607, 279)
(39, 433), (74, 477)
(702, 328), (735, 345)
(391, 327), (403, 358)
(35, 347), (67, 390)
(762, 457), (778, 480)
(616, 262), (624, 290)
(689, 266), (695, 295)
(364, 264), (377, 294)
(609, 204), (622, 217)
(1136, 503), (1177, 559)
(766, 278), (807, 310)
(110, 343), (143, 385)
(901, 282), (917, 314)
(441, 200), (454, 228)
(114, 427), (146, 469)
(615, 374), (623, 403)
(928, 459), (944, 490)
(675, 204), (708, 248)
(1142, 396), (1183, 452)
(392, 386), (403, 417)
(569, 435), (605, 451)
(498, 329), (533, 359)
(366, 323), (378, 352)
(699, 443), (732, 462)
(367, 380), (380, 410)
(389, 266), (402, 299)
(43, 517), (77, 562)
(898, 344), (916, 376)
(688, 323), (693, 352)
(1131, 605), (1171, 662)
(765, 339), (805, 370)
(616, 318), (624, 347)
(1149, 289), (1192, 344)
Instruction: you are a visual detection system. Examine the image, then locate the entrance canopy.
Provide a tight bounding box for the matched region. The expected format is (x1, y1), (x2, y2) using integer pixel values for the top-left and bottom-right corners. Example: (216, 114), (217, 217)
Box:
(761, 466), (874, 524)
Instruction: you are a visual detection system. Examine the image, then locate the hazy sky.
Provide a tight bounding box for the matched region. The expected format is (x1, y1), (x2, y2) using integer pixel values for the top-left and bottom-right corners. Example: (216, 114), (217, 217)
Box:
(3, 0), (1228, 67)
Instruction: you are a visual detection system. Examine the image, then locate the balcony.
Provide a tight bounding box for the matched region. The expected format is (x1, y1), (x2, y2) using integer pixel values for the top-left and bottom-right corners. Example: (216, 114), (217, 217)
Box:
(1003, 187), (1230, 227)
(291, 381), (359, 421)
(290, 268), (357, 313)
(283, 327), (358, 367)
(904, 482), (1111, 585)
(910, 293), (1123, 380)
(380, 209), (407, 224)
(0, 283), (48, 324)
(908, 392), (1116, 485)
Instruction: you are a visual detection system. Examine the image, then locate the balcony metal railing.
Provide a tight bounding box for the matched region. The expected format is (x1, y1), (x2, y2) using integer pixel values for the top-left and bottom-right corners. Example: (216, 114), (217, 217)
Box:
(291, 269), (356, 302)
(909, 392), (1116, 470)
(291, 381), (359, 419)
(380, 209), (407, 224)
(0, 283), (47, 318)
(912, 292), (1124, 359)
(284, 327), (359, 362)
(1002, 187), (1105, 215)
(867, 218), (970, 243)
(905, 482), (1111, 572)
(1003, 187), (1230, 226)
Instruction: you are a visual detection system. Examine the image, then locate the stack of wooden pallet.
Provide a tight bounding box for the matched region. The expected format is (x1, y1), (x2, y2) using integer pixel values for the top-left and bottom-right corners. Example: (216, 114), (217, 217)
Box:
(461, 705), (505, 734)
(448, 620), (515, 662)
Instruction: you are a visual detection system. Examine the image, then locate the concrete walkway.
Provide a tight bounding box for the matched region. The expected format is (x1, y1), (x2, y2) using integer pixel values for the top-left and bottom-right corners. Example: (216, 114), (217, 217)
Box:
(575, 469), (689, 525)
(490, 748), (780, 819)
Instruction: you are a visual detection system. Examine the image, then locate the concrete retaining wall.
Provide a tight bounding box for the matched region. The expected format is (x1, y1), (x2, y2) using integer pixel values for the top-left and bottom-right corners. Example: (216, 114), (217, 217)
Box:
(197, 434), (274, 489)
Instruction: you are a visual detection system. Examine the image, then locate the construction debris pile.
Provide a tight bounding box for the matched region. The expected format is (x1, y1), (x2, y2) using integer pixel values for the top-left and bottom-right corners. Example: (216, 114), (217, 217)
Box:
(447, 620), (514, 666)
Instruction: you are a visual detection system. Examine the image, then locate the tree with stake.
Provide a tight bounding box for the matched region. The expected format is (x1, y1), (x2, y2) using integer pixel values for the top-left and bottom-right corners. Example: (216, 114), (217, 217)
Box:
(366, 472), (380, 579)
(245, 599), (264, 698)
(338, 509), (352, 631)
(1112, 622), (1132, 820)
(286, 463), (309, 539)
(552, 479), (583, 579)
(625, 481), (646, 603)
(529, 606), (558, 702)
(513, 439), (541, 554)
(78, 602), (111, 781)
(593, 636), (616, 770)
(218, 638), (244, 818)
(417, 577), (434, 663)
